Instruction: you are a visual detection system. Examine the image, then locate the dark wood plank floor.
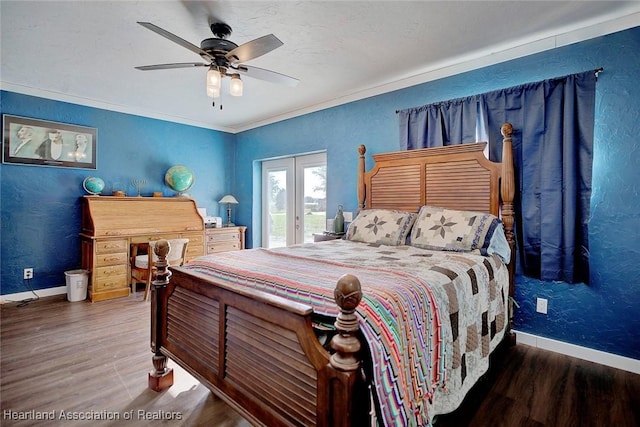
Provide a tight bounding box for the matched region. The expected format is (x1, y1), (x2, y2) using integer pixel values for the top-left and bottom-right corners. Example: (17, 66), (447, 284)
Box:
(2, 294), (639, 426)
(435, 340), (640, 427)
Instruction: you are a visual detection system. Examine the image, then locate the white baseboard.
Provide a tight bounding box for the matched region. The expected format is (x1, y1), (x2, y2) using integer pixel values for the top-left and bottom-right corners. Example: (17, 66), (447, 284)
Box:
(0, 286), (67, 304)
(514, 330), (640, 375)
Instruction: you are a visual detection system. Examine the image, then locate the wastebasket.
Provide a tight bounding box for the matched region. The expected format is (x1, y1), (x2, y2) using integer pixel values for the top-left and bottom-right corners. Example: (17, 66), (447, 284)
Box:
(65, 269), (89, 302)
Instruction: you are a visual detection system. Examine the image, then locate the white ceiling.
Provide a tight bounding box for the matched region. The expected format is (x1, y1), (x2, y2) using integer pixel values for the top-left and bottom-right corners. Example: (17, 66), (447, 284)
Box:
(2, 1), (639, 133)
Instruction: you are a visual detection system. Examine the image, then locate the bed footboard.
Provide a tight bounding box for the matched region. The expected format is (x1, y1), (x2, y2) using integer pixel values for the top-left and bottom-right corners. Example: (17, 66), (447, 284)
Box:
(148, 240), (367, 427)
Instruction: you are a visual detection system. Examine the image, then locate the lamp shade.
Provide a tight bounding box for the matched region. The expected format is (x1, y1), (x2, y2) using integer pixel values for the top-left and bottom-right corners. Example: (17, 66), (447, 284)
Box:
(207, 68), (222, 89)
(219, 194), (239, 204)
(229, 75), (243, 97)
(206, 85), (220, 98)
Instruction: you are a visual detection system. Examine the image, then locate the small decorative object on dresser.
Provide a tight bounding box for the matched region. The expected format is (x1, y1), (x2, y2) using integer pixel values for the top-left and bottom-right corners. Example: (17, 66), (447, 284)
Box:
(165, 165), (195, 196)
(112, 181), (125, 196)
(218, 194), (239, 226)
(82, 176), (105, 195)
(206, 226), (246, 254)
(334, 204), (345, 233)
(130, 178), (146, 197)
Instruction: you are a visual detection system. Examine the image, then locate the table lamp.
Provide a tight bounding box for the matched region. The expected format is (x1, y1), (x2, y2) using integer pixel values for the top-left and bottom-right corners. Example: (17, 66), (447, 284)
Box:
(219, 194), (239, 226)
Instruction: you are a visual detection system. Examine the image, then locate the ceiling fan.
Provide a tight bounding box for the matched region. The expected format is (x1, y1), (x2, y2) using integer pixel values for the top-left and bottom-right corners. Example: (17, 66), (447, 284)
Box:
(135, 21), (299, 99)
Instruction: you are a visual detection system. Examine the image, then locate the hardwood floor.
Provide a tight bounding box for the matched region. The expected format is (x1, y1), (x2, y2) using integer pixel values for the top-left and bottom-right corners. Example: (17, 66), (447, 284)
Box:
(1, 294), (251, 427)
(435, 342), (640, 427)
(1, 294), (639, 426)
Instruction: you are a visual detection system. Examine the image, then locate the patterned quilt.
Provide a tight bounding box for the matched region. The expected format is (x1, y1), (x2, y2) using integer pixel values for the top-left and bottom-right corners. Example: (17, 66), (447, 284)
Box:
(183, 239), (508, 426)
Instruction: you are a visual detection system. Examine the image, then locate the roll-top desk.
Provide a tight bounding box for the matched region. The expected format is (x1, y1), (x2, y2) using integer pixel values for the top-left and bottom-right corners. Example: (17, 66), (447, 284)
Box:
(80, 196), (205, 302)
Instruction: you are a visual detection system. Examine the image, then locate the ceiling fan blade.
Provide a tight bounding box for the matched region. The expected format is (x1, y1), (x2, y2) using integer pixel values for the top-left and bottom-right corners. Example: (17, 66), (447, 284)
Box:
(135, 62), (208, 71)
(225, 34), (283, 64)
(233, 65), (299, 87)
(137, 22), (214, 61)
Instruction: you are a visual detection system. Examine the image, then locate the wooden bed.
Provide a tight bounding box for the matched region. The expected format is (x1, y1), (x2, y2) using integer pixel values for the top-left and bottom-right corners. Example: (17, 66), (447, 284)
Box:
(147, 123), (516, 427)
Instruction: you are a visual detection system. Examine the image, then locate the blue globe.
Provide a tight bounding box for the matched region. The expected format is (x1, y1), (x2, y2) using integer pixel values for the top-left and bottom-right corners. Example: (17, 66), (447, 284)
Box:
(165, 165), (195, 194)
(83, 176), (105, 195)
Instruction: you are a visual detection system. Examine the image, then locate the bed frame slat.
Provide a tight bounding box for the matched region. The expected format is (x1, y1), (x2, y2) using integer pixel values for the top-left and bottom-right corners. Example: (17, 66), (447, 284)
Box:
(369, 164), (422, 211)
(166, 287), (220, 375)
(226, 306), (318, 425)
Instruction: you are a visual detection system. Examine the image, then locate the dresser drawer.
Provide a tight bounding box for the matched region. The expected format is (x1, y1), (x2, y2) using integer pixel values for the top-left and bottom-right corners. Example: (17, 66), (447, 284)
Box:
(207, 242), (240, 253)
(95, 252), (128, 267)
(204, 226), (245, 255)
(94, 264), (128, 280)
(207, 231), (240, 243)
(94, 274), (128, 291)
(95, 239), (128, 254)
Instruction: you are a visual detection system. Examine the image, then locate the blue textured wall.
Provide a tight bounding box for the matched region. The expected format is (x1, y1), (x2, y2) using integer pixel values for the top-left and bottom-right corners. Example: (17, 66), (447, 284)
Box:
(235, 27), (640, 360)
(0, 92), (235, 295)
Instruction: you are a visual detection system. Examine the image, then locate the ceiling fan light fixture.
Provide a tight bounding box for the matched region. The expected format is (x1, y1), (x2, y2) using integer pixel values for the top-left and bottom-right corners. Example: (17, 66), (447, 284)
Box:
(206, 85), (220, 98)
(136, 21), (298, 102)
(206, 68), (222, 89)
(229, 75), (243, 97)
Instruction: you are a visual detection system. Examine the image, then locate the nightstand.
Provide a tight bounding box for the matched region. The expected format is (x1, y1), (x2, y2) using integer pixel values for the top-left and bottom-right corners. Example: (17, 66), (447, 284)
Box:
(206, 226), (246, 254)
(313, 232), (346, 242)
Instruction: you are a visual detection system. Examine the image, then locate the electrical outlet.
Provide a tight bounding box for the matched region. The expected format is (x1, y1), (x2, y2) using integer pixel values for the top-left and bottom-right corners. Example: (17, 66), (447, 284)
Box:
(24, 268), (34, 280)
(536, 297), (548, 314)
(343, 211), (353, 222)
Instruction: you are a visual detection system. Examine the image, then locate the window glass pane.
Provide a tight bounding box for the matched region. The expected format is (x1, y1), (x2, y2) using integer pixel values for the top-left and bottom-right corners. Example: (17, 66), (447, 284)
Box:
(302, 165), (326, 243)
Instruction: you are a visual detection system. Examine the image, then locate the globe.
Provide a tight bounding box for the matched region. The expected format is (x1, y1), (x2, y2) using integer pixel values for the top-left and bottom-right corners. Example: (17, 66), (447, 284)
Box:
(165, 165), (195, 194)
(83, 176), (105, 195)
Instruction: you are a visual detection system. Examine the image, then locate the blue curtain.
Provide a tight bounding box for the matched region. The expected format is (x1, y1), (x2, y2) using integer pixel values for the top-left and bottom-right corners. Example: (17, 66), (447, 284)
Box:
(398, 96), (479, 149)
(398, 71), (596, 284)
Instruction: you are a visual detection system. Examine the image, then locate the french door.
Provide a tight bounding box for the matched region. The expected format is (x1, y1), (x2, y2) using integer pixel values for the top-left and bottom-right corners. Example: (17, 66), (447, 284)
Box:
(261, 152), (327, 248)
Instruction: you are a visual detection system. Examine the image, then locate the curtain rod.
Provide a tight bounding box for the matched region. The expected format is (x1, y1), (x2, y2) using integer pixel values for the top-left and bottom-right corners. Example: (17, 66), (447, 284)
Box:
(395, 67), (605, 114)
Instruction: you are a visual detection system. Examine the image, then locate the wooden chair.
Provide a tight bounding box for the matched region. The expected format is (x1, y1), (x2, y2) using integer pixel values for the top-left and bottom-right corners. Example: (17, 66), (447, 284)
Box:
(130, 238), (189, 301)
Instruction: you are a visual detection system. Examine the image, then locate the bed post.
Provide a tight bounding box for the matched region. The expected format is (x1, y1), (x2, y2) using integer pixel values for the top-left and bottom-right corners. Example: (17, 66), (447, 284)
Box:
(500, 123), (516, 343)
(325, 274), (364, 427)
(357, 144), (367, 210)
(148, 240), (174, 392)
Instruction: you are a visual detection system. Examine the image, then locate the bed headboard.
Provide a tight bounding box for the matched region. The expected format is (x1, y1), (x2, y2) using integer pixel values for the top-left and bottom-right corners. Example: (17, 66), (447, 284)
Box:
(357, 123), (516, 299)
(358, 122), (513, 223)
(358, 124), (513, 215)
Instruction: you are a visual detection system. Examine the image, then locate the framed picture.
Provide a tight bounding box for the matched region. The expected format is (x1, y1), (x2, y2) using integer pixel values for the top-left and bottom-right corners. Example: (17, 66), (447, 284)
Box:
(2, 114), (97, 169)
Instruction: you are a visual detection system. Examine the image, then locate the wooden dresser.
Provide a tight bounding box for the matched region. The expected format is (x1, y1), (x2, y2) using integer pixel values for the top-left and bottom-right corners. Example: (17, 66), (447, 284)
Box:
(205, 226), (246, 254)
(80, 196), (205, 302)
